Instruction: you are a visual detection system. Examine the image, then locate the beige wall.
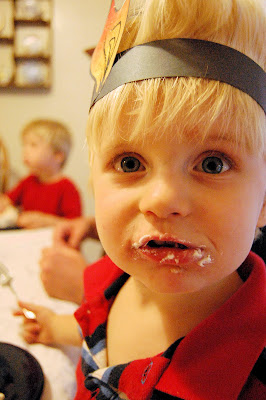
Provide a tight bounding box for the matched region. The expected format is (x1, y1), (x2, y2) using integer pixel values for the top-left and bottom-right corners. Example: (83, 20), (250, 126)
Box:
(0, 0), (109, 217)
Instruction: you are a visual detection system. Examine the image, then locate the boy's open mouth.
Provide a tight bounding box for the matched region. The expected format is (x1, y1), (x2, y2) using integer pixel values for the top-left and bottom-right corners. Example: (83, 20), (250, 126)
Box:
(146, 240), (188, 249)
(132, 236), (212, 267)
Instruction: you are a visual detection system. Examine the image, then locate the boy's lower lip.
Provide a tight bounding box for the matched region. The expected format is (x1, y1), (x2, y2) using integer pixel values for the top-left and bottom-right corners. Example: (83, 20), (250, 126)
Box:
(132, 236), (212, 267)
(137, 246), (206, 266)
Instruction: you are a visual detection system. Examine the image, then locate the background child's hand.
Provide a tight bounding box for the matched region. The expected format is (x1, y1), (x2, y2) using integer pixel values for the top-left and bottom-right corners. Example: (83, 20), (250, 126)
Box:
(40, 245), (87, 304)
(0, 194), (11, 213)
(13, 301), (56, 345)
(17, 211), (61, 228)
(14, 301), (82, 347)
(53, 216), (98, 248)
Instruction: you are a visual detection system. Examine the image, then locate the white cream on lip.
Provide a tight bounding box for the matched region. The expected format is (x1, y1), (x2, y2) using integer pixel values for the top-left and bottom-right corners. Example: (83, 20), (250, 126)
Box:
(132, 234), (189, 249)
(132, 235), (153, 249)
(197, 254), (212, 267)
(170, 268), (181, 274)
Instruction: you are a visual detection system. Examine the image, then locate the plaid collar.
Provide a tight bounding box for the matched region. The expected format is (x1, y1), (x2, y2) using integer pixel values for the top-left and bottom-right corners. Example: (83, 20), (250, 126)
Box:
(75, 253), (266, 400)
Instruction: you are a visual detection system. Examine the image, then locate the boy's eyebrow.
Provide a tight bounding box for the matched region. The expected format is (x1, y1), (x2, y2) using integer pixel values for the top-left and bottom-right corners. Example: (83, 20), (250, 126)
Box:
(101, 141), (138, 153)
(100, 136), (238, 154)
(200, 134), (237, 144)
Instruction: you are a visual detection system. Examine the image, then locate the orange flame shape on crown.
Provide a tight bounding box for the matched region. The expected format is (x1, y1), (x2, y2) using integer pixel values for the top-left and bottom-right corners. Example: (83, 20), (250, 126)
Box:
(90, 0), (130, 99)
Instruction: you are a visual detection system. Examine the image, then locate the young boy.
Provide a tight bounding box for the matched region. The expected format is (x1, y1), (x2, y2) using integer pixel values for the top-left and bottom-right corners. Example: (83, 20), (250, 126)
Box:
(16, 0), (265, 398)
(0, 137), (9, 193)
(0, 119), (82, 228)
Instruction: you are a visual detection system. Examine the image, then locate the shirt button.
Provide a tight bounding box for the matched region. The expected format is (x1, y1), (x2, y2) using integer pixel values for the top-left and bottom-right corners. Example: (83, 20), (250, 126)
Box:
(141, 360), (154, 384)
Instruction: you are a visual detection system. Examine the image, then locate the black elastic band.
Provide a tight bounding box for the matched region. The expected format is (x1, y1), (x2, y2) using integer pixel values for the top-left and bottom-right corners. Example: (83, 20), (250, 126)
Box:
(91, 38), (266, 112)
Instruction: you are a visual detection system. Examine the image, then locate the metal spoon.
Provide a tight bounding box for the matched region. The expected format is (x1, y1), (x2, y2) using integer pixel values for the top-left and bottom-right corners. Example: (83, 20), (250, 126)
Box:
(0, 261), (36, 320)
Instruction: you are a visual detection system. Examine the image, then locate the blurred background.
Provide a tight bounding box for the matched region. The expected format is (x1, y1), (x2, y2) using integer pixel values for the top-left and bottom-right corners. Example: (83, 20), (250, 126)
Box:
(0, 0), (109, 218)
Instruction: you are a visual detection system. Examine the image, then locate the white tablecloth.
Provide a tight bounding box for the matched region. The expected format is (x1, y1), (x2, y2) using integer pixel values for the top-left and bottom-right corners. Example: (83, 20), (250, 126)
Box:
(0, 228), (81, 399)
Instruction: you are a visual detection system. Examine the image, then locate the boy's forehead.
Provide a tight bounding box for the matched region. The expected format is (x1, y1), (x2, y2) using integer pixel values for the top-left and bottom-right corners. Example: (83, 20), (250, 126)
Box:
(89, 78), (264, 157)
(100, 111), (240, 149)
(24, 127), (42, 136)
(23, 129), (49, 143)
(23, 130), (38, 140)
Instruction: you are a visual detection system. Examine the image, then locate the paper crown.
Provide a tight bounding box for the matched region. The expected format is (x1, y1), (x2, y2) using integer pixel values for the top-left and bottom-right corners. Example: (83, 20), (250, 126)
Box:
(90, 0), (130, 106)
(89, 0), (266, 112)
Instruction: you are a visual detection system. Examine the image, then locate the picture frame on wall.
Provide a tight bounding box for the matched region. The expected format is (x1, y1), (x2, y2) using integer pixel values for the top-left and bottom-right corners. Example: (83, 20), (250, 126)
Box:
(0, 44), (15, 86)
(0, 0), (52, 89)
(15, 59), (50, 87)
(0, 0), (14, 40)
(15, 0), (51, 22)
(15, 25), (50, 57)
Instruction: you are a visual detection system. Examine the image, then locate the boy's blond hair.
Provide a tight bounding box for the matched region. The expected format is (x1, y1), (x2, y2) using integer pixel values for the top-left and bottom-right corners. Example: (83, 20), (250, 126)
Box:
(87, 0), (265, 161)
(21, 119), (72, 167)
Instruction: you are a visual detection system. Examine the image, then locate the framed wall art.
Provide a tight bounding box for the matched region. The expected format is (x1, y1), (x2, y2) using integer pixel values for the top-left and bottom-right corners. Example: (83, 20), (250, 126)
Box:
(0, 0), (52, 88)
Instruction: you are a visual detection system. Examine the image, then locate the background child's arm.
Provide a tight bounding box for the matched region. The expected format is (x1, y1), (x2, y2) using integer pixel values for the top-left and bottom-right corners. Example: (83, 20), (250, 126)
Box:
(53, 216), (99, 248)
(17, 211), (65, 228)
(14, 301), (82, 347)
(0, 194), (12, 213)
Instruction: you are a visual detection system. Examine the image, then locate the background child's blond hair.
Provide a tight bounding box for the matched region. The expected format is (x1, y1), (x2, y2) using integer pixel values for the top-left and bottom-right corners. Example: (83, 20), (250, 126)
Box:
(21, 119), (72, 167)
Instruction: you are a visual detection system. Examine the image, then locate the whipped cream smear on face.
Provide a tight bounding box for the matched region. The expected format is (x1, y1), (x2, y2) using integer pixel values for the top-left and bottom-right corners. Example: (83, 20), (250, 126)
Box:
(132, 235), (151, 249)
(132, 235), (212, 272)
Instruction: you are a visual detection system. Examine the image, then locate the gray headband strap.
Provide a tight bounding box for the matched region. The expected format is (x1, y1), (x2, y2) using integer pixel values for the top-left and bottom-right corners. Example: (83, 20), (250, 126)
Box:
(91, 38), (266, 112)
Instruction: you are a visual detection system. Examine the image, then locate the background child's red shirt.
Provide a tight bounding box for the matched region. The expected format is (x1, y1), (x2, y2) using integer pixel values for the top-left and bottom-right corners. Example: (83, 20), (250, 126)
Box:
(7, 174), (82, 218)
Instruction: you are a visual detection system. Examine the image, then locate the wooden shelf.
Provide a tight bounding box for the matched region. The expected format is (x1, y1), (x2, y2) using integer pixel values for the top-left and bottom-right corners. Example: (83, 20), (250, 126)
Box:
(15, 55), (51, 61)
(14, 19), (50, 26)
(0, 0), (52, 88)
(0, 83), (50, 89)
(0, 38), (14, 44)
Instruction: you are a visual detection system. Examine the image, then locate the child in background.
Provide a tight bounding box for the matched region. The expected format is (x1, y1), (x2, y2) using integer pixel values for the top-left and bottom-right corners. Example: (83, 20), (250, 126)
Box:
(0, 119), (82, 228)
(16, 0), (265, 399)
(0, 136), (9, 193)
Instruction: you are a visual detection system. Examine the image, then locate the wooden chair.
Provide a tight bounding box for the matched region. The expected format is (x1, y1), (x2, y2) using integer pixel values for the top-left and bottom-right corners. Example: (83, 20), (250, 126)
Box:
(0, 137), (9, 193)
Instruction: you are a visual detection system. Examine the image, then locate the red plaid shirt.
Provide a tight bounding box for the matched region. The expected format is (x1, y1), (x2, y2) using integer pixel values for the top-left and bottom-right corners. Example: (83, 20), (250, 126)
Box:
(74, 252), (266, 400)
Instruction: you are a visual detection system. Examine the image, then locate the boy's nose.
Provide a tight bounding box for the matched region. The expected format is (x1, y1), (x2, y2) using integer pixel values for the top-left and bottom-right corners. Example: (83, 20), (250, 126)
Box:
(139, 174), (192, 219)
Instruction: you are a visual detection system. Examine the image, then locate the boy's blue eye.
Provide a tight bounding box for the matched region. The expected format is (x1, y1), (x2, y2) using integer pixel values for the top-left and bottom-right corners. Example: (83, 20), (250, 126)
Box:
(201, 157), (226, 174)
(121, 156), (141, 172)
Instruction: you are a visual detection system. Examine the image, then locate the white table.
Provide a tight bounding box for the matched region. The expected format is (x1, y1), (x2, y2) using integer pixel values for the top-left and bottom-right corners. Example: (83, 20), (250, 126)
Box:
(0, 228), (81, 400)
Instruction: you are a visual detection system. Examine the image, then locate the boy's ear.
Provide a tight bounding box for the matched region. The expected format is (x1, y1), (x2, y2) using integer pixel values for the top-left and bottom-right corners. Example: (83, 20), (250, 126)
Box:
(54, 151), (65, 165)
(257, 197), (266, 228)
